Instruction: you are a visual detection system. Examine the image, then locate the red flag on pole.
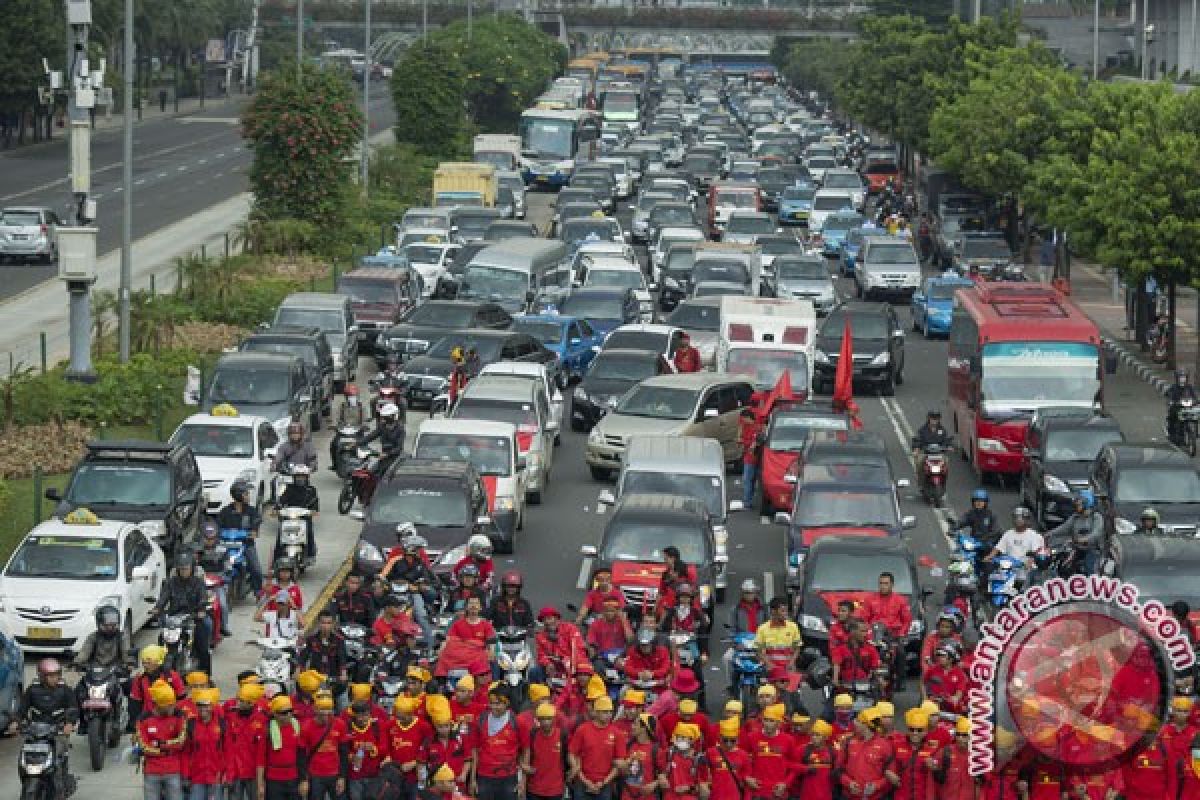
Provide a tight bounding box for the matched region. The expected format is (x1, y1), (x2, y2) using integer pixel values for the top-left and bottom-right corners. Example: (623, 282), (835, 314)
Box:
(832, 318), (854, 412)
(755, 369), (795, 423)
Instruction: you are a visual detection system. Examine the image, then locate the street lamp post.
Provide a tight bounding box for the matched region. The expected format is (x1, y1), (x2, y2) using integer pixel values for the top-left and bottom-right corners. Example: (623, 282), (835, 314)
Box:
(361, 0), (370, 194)
(1141, 0), (1150, 80)
(119, 0), (133, 362)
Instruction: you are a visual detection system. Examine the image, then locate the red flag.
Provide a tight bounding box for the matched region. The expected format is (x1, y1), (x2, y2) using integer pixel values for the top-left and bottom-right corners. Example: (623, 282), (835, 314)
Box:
(755, 369), (794, 423)
(832, 319), (854, 412)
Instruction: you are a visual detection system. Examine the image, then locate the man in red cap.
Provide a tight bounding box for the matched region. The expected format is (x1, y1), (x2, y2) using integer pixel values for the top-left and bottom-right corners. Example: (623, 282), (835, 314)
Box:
(536, 607), (587, 684)
(586, 598), (633, 664)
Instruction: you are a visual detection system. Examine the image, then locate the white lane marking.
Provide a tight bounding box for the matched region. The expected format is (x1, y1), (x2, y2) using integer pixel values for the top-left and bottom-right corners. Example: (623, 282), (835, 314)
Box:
(214, 152), (225, 158)
(198, 159), (207, 165)
(576, 557), (593, 590)
(112, 187), (122, 193)
(879, 396), (951, 539)
(176, 166), (186, 172)
(134, 179), (145, 186)
(763, 570), (775, 601)
(156, 172), (167, 178)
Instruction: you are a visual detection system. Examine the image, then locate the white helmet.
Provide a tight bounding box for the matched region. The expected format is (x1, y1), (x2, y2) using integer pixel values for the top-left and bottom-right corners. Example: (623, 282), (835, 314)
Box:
(379, 402), (400, 420)
(741, 579), (759, 593)
(468, 533), (492, 557)
(396, 522), (418, 539)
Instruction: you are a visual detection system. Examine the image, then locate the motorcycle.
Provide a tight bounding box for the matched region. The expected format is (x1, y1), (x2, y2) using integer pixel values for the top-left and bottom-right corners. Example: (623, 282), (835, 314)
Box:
(18, 711), (72, 800)
(597, 649), (627, 700)
(1148, 314), (1170, 364)
(76, 665), (126, 771)
(944, 526), (985, 624)
(981, 554), (1022, 622)
(727, 632), (766, 707)
(341, 623), (373, 684)
(254, 636), (297, 698)
(332, 424), (367, 480)
(158, 613), (196, 675)
(668, 630), (705, 707)
(337, 448), (379, 515)
(275, 507), (311, 573)
(369, 377), (406, 421)
(1168, 397), (1200, 456)
(496, 626), (532, 692)
(218, 528), (252, 606)
(337, 383), (366, 428)
(915, 442), (949, 506)
(869, 622), (897, 700)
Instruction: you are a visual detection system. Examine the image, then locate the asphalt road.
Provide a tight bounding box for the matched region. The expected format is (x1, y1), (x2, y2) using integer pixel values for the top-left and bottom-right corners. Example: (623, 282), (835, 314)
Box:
(0, 92), (395, 301)
(0, 188), (1172, 798)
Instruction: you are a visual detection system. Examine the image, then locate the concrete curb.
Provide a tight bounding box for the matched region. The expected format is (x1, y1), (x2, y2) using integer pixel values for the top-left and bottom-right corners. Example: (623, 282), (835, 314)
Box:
(302, 551), (355, 636)
(1101, 334), (1170, 398)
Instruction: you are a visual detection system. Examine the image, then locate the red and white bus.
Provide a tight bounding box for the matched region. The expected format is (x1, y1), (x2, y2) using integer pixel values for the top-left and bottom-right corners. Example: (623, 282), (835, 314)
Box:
(948, 283), (1104, 478)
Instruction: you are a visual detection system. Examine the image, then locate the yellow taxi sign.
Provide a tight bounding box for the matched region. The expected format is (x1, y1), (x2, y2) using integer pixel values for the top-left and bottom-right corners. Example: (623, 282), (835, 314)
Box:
(63, 508), (100, 525)
(211, 403), (239, 418)
(424, 235), (442, 243)
(591, 210), (606, 218)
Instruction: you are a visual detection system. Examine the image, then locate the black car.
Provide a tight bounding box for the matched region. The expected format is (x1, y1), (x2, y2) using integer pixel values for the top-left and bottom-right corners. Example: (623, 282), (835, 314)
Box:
(352, 459), (491, 576)
(812, 302), (905, 396)
(1021, 414), (1124, 526)
(646, 202), (700, 244)
(396, 329), (556, 408)
(382, 301), (512, 365)
(1109, 536), (1200, 618)
(556, 288), (642, 338)
(571, 348), (674, 431)
(757, 167), (790, 211)
(797, 430), (896, 486)
(794, 536), (926, 668)
(202, 352), (317, 433)
(48, 440), (204, 557)
(1091, 442), (1200, 538)
(239, 326), (335, 422)
(484, 221), (539, 242)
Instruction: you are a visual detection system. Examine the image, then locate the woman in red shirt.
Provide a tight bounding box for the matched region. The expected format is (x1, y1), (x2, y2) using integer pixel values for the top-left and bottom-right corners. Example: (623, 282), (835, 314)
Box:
(662, 722), (711, 800)
(623, 715), (666, 800)
(441, 596), (497, 678)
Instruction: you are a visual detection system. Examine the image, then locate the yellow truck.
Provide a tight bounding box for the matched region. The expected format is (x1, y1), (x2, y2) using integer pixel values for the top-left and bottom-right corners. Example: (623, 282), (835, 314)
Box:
(432, 163), (497, 208)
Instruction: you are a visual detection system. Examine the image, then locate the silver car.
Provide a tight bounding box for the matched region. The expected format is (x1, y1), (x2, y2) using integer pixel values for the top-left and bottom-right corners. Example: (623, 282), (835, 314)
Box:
(774, 255), (838, 314)
(0, 207), (60, 264)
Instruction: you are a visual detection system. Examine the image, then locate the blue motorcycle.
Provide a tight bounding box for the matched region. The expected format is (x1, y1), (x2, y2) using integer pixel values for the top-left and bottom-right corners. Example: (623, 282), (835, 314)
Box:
(984, 555), (1022, 618)
(729, 632), (766, 707)
(219, 528), (252, 605)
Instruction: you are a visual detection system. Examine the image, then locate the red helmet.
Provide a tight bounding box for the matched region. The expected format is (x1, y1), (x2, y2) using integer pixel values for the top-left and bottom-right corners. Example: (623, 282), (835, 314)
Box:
(37, 658), (61, 678)
(501, 571), (523, 589)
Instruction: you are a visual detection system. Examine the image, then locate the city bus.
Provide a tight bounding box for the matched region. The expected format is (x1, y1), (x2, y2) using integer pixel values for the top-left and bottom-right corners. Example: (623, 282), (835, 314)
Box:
(948, 283), (1106, 479)
(518, 108), (602, 187)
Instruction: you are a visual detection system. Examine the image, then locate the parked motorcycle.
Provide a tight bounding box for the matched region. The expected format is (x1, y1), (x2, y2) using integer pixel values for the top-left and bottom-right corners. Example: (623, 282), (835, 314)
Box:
(275, 507), (311, 573)
(76, 664), (126, 771)
(496, 626), (532, 693)
(254, 636), (297, 698)
(19, 710), (71, 800)
(337, 448), (379, 514)
(158, 613), (196, 675)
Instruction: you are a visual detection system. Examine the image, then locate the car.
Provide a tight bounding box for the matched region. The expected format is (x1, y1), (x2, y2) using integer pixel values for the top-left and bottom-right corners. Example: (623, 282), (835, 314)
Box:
(910, 275), (974, 338)
(778, 185), (816, 227)
(1021, 414), (1124, 527)
(484, 221), (539, 242)
(722, 212), (777, 245)
(382, 301), (512, 366)
(273, 293), (358, 391)
(0, 511), (168, 654)
(571, 348), (674, 433)
(651, 227), (707, 279)
(755, 235), (805, 273)
(412, 419), (527, 551)
(580, 493), (729, 615)
(170, 407), (279, 514)
(556, 288), (642, 338)
(631, 192), (677, 242)
(954, 231), (1017, 278)
(511, 314), (602, 385)
(578, 259), (654, 320)
(452, 376), (557, 504)
(773, 255), (837, 315)
(351, 459), (492, 577)
(49, 440), (204, 557)
(403, 242), (460, 296)
(1108, 536), (1200, 622)
(837, 227), (871, 276)
(397, 329), (555, 409)
(820, 169), (866, 211)
(758, 405), (852, 516)
(586, 373), (755, 480)
(0, 206), (61, 264)
(855, 236), (922, 301)
(665, 298), (721, 367)
(559, 215), (627, 253)
(812, 303), (905, 396)
(239, 326), (336, 423)
(479, 361), (566, 443)
(814, 211), (864, 259)
(203, 352), (316, 438)
(601, 324), (686, 366)
(450, 207), (504, 244)
(793, 536), (924, 667)
(336, 268), (424, 355)
(647, 202), (701, 245)
(1091, 442), (1200, 538)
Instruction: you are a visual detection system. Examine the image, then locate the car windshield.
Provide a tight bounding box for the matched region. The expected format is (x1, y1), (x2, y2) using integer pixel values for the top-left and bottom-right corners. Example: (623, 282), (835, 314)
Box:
(460, 265), (529, 302)
(869, 243), (917, 264)
(623, 472), (723, 517)
(726, 216), (774, 235)
(241, 340), (317, 366)
(513, 320), (563, 345)
(759, 240), (801, 257)
(719, 192), (758, 208)
(928, 282), (966, 300)
(404, 212), (447, 228)
(980, 342), (1100, 413)
(650, 207), (694, 226)
(777, 260), (827, 281)
(561, 294), (624, 321)
(369, 487), (468, 528)
(809, 554), (913, 593)
(605, 330), (667, 353)
(452, 399), (537, 429)
(1043, 429), (1123, 462)
(585, 269), (642, 291)
(864, 162), (899, 175)
(822, 214), (863, 233)
(66, 463), (171, 507)
(563, 221), (617, 243)
(768, 414), (849, 450)
(807, 157), (837, 169)
(782, 187), (815, 202)
(405, 304), (474, 327)
(338, 280), (396, 304)
(795, 488), (898, 528)
(521, 118), (574, 159)
(726, 348), (809, 391)
(1122, 563), (1200, 608)
(275, 309), (343, 336)
(602, 521), (707, 563)
(961, 239), (1012, 260)
(823, 173), (861, 189)
(814, 195), (854, 212)
(694, 260), (749, 285)
(413, 433), (512, 476)
(6, 535), (119, 580)
(1115, 468), (1200, 505)
(171, 425), (255, 458)
(209, 368), (291, 405)
(405, 245), (445, 263)
(683, 156), (719, 173)
(1, 211), (41, 226)
(637, 194), (671, 211)
(589, 352), (658, 381)
(427, 336), (504, 361)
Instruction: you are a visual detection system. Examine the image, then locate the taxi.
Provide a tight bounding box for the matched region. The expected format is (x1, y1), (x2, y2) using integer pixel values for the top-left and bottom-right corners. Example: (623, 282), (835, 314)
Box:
(169, 404), (277, 513)
(0, 509), (166, 653)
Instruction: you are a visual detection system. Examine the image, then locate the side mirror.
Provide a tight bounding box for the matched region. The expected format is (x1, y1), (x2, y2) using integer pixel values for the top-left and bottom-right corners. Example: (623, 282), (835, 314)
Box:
(598, 490), (616, 505)
(131, 565), (152, 581)
(729, 500), (745, 512)
(45, 487), (62, 502)
(901, 515), (917, 530)
(581, 544), (598, 557)
(349, 510), (365, 521)
(774, 511), (792, 525)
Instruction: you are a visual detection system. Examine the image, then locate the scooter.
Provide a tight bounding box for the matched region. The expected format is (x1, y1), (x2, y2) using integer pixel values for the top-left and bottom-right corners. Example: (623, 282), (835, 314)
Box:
(158, 613), (196, 675)
(668, 630), (706, 707)
(218, 528), (252, 606)
(76, 664), (126, 772)
(980, 555), (1022, 622)
(496, 626), (532, 692)
(337, 448), (379, 514)
(254, 636), (297, 698)
(1167, 397), (1200, 456)
(727, 632), (767, 707)
(869, 622), (897, 700)
(915, 442), (949, 506)
(337, 383), (366, 428)
(369, 377), (406, 421)
(598, 649), (627, 700)
(275, 507), (312, 573)
(18, 711), (73, 800)
(332, 424), (367, 480)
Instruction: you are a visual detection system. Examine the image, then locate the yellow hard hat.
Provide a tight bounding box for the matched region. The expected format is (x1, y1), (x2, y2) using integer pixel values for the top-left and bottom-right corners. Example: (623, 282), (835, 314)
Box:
(679, 699), (698, 715)
(393, 696), (419, 715)
(673, 722), (702, 740)
(149, 679), (177, 708)
(724, 699), (743, 714)
(238, 683), (265, 704)
(456, 675), (476, 692)
(812, 720), (833, 737)
(1173, 696), (1195, 712)
(585, 674), (607, 701)
(920, 700), (940, 715)
(833, 693), (854, 709)
(528, 684), (551, 703)
(297, 670), (324, 695)
(719, 717), (740, 739)
(434, 764), (456, 783)
(314, 695), (335, 712)
(762, 703), (786, 722)
(875, 701), (895, 718)
(955, 716), (971, 735)
(623, 689), (646, 706)
(140, 645), (167, 666)
(593, 696), (614, 712)
(349, 683), (373, 703)
(184, 671), (210, 688)
(193, 688), (220, 706)
(905, 709), (930, 730)
(535, 702), (558, 720)
(859, 707), (882, 725)
(270, 695), (294, 714)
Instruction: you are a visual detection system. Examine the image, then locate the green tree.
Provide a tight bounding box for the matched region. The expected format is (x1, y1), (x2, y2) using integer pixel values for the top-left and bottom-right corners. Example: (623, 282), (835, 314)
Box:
(242, 63), (363, 226)
(0, 0), (63, 118)
(867, 0), (955, 27)
(390, 37), (469, 158)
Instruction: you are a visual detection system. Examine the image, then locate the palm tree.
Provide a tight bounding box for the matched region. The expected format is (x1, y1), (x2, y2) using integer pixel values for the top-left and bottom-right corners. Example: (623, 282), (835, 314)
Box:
(91, 289), (118, 356)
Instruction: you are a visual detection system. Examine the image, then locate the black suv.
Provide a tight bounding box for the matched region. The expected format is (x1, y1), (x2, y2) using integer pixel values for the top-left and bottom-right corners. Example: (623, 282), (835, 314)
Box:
(812, 302), (905, 395)
(1021, 413), (1124, 526)
(1091, 442), (1200, 538)
(383, 300), (512, 367)
(48, 440), (203, 556)
(239, 326), (335, 422)
(352, 459), (492, 577)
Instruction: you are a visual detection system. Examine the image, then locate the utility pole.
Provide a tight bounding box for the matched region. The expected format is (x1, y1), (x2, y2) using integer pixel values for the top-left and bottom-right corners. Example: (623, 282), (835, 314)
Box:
(119, 0), (133, 362)
(62, 0), (100, 381)
(297, 0), (304, 79)
(361, 0), (371, 193)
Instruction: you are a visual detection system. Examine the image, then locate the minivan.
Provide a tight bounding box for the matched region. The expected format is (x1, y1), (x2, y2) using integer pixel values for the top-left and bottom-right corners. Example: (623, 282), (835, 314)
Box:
(336, 267), (421, 360)
(457, 239), (569, 315)
(273, 293), (358, 391)
(600, 435), (743, 526)
(203, 352), (316, 437)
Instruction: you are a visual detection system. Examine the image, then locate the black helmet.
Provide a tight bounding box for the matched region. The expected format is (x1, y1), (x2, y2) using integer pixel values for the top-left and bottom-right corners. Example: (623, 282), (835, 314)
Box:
(274, 557), (296, 576)
(230, 481), (250, 502)
(95, 605), (120, 634)
(927, 409), (942, 419)
(175, 552), (196, 571)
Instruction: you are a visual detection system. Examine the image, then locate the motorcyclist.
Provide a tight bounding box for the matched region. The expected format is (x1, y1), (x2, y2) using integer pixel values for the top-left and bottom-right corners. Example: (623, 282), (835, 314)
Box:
(11, 658), (78, 791)
(863, 571), (913, 690)
(274, 421), (318, 475)
(215, 480), (264, 596)
(1045, 489), (1105, 575)
(453, 534), (495, 591)
(829, 619), (882, 698)
(623, 627), (672, 688)
(957, 489), (999, 548)
(151, 552), (213, 675)
(984, 507), (1046, 586)
(1167, 369), (1198, 442)
(1138, 507), (1166, 535)
(657, 582), (710, 662)
(447, 564), (488, 613)
(72, 605), (133, 712)
(276, 462), (319, 566)
(489, 570), (535, 629)
(194, 524), (233, 637)
(912, 410), (951, 479)
(448, 347), (470, 407)
(376, 353), (410, 393)
(383, 527), (438, 645)
(360, 401), (406, 480)
(331, 571), (377, 627)
(673, 332), (702, 373)
(535, 607), (587, 682)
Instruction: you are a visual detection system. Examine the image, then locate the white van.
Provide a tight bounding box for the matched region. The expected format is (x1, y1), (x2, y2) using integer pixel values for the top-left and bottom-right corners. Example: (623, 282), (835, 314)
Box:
(716, 296), (817, 394)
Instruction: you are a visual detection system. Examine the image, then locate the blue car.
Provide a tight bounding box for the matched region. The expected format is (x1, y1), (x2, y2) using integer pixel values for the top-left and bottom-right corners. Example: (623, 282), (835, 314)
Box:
(912, 274), (974, 337)
(512, 314), (602, 385)
(778, 185), (816, 227)
(838, 227), (867, 276)
(818, 212), (866, 258)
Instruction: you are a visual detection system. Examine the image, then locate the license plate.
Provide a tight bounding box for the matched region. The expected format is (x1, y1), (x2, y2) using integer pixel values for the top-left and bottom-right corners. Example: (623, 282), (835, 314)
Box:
(26, 626), (61, 639)
(537, 176), (549, 182)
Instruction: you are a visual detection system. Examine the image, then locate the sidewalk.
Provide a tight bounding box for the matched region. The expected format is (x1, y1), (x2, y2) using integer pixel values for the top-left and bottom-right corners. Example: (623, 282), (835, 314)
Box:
(1066, 260), (1197, 397)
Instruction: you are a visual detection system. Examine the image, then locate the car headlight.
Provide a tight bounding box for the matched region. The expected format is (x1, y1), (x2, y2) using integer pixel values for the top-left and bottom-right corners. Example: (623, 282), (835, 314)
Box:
(870, 352), (890, 366)
(977, 438), (1008, 453)
(573, 387), (589, 402)
(588, 428), (605, 444)
(140, 520), (166, 540)
(1115, 517), (1137, 535)
(1043, 474), (1070, 494)
(800, 614), (827, 632)
(814, 350), (830, 365)
(356, 540), (384, 565)
(494, 496), (516, 512)
(713, 526), (729, 547)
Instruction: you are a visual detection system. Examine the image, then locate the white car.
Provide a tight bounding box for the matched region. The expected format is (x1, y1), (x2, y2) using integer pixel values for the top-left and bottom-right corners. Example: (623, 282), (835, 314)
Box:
(569, 241), (639, 277)
(397, 226), (451, 248)
(809, 189), (858, 232)
(0, 511), (166, 653)
(479, 361), (565, 442)
(404, 242), (460, 298)
(170, 406), (278, 513)
(820, 169), (866, 211)
(601, 323), (686, 367)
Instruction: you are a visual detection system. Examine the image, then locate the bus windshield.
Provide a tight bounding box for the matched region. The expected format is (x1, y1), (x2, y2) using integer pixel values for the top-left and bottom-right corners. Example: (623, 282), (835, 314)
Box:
(521, 118), (575, 159)
(980, 342), (1100, 414)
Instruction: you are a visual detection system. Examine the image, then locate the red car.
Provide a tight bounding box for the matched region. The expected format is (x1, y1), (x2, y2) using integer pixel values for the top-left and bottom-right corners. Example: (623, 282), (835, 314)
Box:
(758, 406), (850, 516)
(863, 159), (901, 194)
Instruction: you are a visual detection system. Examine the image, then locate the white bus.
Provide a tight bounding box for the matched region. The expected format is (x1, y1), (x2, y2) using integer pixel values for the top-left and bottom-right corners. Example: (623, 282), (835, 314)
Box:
(519, 108), (602, 188)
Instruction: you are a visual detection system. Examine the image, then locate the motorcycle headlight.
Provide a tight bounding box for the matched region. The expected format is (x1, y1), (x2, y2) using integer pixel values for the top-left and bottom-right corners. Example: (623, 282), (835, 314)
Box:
(439, 544), (468, 566)
(977, 438), (1008, 453)
(908, 619), (924, 637)
(1115, 517), (1137, 535)
(514, 650), (530, 670)
(163, 628), (181, 643)
(814, 350), (830, 365)
(800, 614), (827, 632)
(356, 540), (385, 565)
(494, 496), (516, 512)
(498, 652), (514, 670)
(1043, 474), (1069, 494)
(870, 351), (890, 366)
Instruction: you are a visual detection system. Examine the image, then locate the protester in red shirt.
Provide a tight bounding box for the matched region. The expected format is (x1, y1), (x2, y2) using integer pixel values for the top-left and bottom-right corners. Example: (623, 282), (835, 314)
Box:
(923, 645), (968, 716)
(738, 409), (763, 508)
(569, 695), (626, 800)
(384, 695), (432, 789)
(577, 566), (626, 624)
(136, 680), (189, 798)
(794, 720), (838, 800)
(931, 717), (976, 800)
(707, 716), (750, 800)
(838, 708), (895, 800)
(662, 722), (710, 800)
(862, 571), (912, 689)
(586, 598), (634, 659)
(1168, 727), (1200, 800)
(623, 715), (666, 800)
(658, 698), (714, 750)
(257, 695), (307, 800)
(624, 628), (673, 686)
(130, 646), (186, 726)
(890, 709), (937, 800)
(427, 693), (474, 791)
(442, 596), (497, 677)
(920, 614), (965, 674)
(473, 686), (525, 800)
(225, 681), (269, 799)
(523, 702), (570, 800)
(828, 600), (858, 652)
(744, 703), (796, 800)
(981, 728), (1025, 800)
(301, 693), (347, 800)
(185, 688), (227, 798)
(372, 596), (421, 646)
(1160, 697), (1197, 762)
(673, 333), (701, 373)
(344, 700), (389, 794)
(448, 674), (487, 730)
(537, 607), (588, 680)
(831, 619), (882, 695)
